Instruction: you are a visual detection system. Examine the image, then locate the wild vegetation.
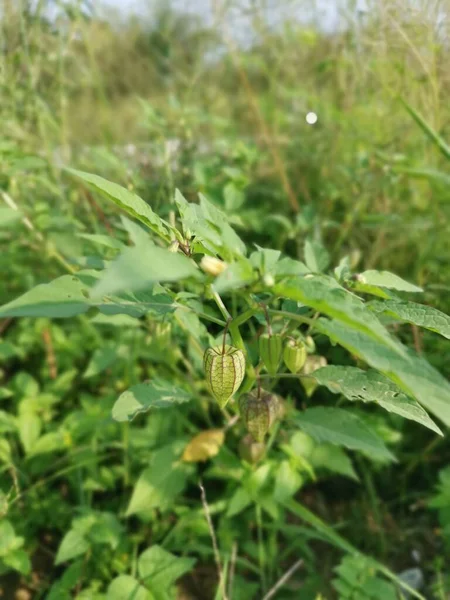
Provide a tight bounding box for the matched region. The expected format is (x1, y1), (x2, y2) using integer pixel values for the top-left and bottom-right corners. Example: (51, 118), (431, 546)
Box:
(1, 1), (450, 598)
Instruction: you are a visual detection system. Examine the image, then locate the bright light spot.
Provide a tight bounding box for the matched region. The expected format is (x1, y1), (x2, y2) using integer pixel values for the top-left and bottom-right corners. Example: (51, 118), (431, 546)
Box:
(306, 112), (318, 125)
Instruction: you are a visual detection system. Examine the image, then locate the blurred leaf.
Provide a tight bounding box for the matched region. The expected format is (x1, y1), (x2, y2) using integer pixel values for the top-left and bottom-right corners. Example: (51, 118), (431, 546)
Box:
(304, 240), (330, 272)
(83, 345), (124, 378)
(126, 444), (189, 516)
(357, 270), (422, 293)
(92, 241), (200, 298)
(67, 169), (170, 240)
(227, 487), (252, 518)
(0, 275), (91, 318)
(401, 98), (450, 161)
(107, 576), (151, 600)
(55, 530), (89, 565)
(112, 379), (192, 422)
(182, 429), (225, 462)
(138, 545), (195, 597)
(18, 412), (41, 454)
(0, 207), (21, 227)
(2, 550), (31, 575)
(294, 407), (395, 461)
(310, 444), (358, 481)
(274, 460), (303, 502)
(212, 258), (254, 293)
(369, 299), (450, 340)
(312, 365), (441, 434)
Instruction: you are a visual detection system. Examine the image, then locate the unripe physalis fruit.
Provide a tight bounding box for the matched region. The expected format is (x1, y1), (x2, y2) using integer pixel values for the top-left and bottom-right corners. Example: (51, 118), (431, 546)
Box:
(203, 345), (245, 408)
(238, 434), (265, 464)
(283, 339), (307, 373)
(259, 333), (283, 376)
(239, 389), (279, 442)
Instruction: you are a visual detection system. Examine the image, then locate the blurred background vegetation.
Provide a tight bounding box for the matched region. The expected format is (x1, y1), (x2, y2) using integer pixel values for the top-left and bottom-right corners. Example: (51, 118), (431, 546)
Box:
(1, 0), (450, 598)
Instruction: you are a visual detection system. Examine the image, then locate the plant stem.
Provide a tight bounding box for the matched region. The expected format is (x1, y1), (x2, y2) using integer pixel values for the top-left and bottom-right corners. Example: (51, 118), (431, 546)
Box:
(256, 503), (267, 593)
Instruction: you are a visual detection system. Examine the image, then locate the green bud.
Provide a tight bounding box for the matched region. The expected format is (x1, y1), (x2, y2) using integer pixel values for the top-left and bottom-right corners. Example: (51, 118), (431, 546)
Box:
(283, 339), (307, 373)
(239, 389), (280, 442)
(238, 434), (265, 464)
(203, 345), (245, 408)
(259, 333), (283, 376)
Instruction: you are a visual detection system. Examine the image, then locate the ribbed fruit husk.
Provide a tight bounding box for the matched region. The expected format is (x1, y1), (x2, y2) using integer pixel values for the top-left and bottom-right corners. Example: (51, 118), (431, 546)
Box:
(238, 434), (265, 464)
(259, 333), (283, 376)
(239, 389), (279, 442)
(203, 345), (245, 407)
(283, 339), (307, 373)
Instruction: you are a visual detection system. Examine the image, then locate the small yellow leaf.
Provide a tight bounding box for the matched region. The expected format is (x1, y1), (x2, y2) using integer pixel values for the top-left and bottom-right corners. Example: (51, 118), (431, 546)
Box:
(182, 429), (225, 463)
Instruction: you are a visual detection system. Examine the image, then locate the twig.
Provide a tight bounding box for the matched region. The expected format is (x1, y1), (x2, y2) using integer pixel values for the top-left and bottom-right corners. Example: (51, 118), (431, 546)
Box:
(261, 559), (304, 600)
(227, 542), (238, 599)
(42, 328), (58, 379)
(199, 479), (228, 600)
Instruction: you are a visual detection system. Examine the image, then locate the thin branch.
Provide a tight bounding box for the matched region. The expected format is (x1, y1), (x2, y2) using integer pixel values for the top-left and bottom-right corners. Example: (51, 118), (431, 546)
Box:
(227, 542), (238, 599)
(261, 559), (304, 600)
(199, 479), (229, 600)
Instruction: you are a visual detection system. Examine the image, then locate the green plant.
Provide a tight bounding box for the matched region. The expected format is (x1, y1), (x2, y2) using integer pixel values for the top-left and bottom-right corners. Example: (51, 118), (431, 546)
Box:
(1, 168), (449, 598)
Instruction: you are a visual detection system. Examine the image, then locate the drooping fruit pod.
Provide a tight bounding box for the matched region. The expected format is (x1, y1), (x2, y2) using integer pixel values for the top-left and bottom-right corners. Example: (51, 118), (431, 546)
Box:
(203, 345), (245, 408)
(238, 434), (265, 464)
(239, 389), (280, 442)
(259, 333), (283, 376)
(283, 339), (307, 373)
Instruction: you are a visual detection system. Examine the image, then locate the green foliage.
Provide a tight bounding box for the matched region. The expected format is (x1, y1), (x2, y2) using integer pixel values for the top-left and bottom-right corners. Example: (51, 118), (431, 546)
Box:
(1, 2), (449, 597)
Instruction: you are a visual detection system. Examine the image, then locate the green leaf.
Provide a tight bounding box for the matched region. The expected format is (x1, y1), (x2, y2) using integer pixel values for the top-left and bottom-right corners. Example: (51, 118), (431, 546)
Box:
(138, 545), (195, 596)
(369, 299), (450, 340)
(310, 444), (358, 481)
(293, 407), (395, 461)
(78, 233), (125, 251)
(312, 365), (441, 435)
(84, 345), (124, 378)
(107, 575), (152, 600)
(55, 529), (89, 565)
(92, 241), (200, 298)
(0, 521), (18, 556)
(274, 460), (303, 502)
(357, 270), (423, 293)
(0, 207), (21, 227)
(401, 97), (450, 161)
(2, 549), (31, 575)
(199, 193), (246, 257)
(112, 379), (192, 422)
(66, 168), (170, 240)
(18, 412), (41, 454)
(304, 240), (329, 272)
(317, 318), (450, 428)
(250, 248), (281, 274)
(0, 275), (91, 318)
(226, 488), (252, 518)
(274, 276), (403, 354)
(126, 444), (189, 516)
(213, 259), (254, 293)
(274, 257), (310, 277)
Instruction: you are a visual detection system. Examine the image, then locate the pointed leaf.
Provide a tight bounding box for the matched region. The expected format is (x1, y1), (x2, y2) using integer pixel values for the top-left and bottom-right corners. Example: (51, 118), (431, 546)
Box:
(369, 299), (450, 340)
(67, 168), (170, 240)
(317, 318), (450, 428)
(274, 276), (404, 354)
(112, 379), (192, 422)
(357, 270), (422, 293)
(312, 365), (441, 434)
(92, 241), (200, 298)
(293, 407), (395, 461)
